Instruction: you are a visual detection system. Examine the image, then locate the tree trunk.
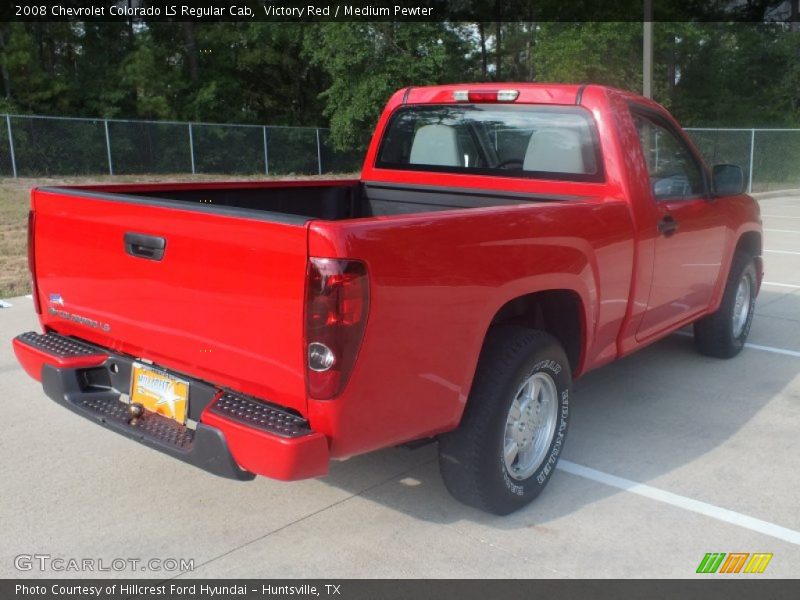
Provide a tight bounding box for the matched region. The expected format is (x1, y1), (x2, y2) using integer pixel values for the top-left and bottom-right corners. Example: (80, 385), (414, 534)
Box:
(182, 22), (199, 83)
(494, 21), (502, 80)
(792, 0), (799, 111)
(526, 23), (535, 81)
(0, 25), (12, 100)
(478, 23), (488, 80)
(667, 32), (676, 97)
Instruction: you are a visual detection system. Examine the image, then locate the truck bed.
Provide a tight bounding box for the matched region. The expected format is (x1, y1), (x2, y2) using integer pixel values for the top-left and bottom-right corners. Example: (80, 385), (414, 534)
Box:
(41, 180), (571, 222)
(29, 178), (592, 426)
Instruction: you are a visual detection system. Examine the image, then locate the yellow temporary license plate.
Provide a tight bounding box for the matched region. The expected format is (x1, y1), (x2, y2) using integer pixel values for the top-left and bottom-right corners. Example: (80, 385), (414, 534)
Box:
(130, 363), (189, 424)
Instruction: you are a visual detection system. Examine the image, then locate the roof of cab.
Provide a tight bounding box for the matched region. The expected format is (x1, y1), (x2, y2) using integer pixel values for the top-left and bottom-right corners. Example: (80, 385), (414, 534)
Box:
(403, 83), (583, 106)
(400, 83), (652, 108)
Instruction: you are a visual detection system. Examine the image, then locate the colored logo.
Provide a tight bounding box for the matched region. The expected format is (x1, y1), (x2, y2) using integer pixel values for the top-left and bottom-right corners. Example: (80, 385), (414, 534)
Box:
(696, 552), (772, 574)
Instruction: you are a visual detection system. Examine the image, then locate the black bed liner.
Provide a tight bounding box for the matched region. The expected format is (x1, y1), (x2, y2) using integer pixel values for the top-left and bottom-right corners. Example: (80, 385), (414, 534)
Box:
(39, 181), (578, 222)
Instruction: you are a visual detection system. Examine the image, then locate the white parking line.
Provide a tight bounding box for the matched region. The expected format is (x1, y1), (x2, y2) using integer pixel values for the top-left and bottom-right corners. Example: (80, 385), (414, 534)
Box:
(674, 331), (800, 357)
(764, 228), (800, 234)
(742, 343), (800, 358)
(764, 249), (800, 255)
(557, 460), (800, 546)
(762, 281), (800, 290)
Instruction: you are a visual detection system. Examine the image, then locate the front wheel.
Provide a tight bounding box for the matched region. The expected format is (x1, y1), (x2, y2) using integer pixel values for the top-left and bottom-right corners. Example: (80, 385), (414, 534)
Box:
(694, 251), (757, 358)
(438, 327), (572, 515)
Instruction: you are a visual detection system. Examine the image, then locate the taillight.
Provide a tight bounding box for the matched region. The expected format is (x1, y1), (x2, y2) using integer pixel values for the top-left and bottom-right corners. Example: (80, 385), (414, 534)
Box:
(27, 210), (41, 314)
(453, 89), (519, 103)
(304, 258), (369, 400)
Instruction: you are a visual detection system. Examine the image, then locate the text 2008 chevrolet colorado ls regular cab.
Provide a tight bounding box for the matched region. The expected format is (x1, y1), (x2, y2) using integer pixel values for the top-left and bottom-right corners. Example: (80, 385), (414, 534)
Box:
(14, 84), (762, 514)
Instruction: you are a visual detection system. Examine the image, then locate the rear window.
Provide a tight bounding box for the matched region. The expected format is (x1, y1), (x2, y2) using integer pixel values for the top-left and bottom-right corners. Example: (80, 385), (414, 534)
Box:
(376, 104), (603, 182)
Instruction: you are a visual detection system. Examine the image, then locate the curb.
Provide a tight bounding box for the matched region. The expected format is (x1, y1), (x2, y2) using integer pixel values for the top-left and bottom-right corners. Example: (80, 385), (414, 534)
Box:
(752, 189), (800, 200)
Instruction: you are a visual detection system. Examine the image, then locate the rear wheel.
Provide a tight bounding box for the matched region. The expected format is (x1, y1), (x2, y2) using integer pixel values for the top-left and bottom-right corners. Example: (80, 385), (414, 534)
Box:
(438, 327), (571, 515)
(694, 251), (757, 358)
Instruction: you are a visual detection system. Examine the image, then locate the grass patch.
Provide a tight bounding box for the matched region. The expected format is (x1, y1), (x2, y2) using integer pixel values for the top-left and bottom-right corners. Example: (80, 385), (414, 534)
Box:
(0, 172), (357, 299)
(0, 180), (30, 298)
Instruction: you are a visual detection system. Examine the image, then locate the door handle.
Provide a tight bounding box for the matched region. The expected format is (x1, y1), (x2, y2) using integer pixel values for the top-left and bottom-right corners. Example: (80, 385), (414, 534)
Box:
(658, 215), (678, 237)
(124, 232), (166, 261)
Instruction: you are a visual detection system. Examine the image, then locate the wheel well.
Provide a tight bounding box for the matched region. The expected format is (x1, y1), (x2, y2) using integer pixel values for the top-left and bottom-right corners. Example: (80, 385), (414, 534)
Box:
(735, 231), (761, 258)
(488, 290), (583, 373)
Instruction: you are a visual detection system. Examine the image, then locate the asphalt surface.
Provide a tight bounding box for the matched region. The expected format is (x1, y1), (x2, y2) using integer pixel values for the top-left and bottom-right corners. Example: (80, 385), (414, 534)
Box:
(1, 194), (799, 579)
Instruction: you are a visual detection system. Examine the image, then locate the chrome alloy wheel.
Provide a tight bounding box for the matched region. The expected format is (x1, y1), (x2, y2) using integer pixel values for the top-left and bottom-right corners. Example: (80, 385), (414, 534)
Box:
(732, 274), (752, 338)
(503, 371), (559, 481)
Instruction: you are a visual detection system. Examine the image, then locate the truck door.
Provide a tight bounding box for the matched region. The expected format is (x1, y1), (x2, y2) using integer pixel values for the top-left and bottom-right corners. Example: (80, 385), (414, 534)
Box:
(632, 109), (727, 340)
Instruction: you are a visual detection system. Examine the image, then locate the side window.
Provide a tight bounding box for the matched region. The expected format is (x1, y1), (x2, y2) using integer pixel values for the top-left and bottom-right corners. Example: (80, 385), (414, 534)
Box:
(632, 113), (705, 200)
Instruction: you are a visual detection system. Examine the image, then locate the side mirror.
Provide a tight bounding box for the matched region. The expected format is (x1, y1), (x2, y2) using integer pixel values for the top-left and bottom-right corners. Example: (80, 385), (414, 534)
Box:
(712, 164), (745, 196)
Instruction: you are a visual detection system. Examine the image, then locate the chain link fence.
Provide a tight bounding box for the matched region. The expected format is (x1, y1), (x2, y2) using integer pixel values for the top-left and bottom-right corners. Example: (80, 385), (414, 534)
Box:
(0, 115), (798, 192)
(0, 114), (362, 178)
(684, 128), (800, 193)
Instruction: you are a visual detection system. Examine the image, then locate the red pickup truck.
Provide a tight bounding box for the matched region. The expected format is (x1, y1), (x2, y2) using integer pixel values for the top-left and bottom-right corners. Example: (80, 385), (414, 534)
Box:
(14, 84), (762, 514)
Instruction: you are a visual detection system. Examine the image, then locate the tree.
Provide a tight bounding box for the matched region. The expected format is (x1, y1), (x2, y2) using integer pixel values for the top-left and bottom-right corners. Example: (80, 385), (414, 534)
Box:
(305, 23), (472, 149)
(0, 23), (73, 114)
(532, 23), (642, 91)
(0, 19), (798, 147)
(661, 23), (800, 126)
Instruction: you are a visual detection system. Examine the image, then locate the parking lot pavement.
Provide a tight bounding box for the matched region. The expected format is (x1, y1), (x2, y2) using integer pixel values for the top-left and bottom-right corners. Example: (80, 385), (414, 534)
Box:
(1, 195), (799, 579)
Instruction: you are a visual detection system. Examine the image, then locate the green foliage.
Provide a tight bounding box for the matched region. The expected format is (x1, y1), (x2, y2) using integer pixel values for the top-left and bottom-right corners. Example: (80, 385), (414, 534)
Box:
(532, 23), (643, 89)
(659, 23), (800, 127)
(304, 23), (472, 149)
(1, 23), (71, 114)
(121, 32), (177, 120)
(0, 21), (797, 155)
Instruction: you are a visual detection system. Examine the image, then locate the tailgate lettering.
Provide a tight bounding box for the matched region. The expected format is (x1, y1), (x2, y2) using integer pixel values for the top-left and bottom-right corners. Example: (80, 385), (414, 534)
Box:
(48, 307), (111, 332)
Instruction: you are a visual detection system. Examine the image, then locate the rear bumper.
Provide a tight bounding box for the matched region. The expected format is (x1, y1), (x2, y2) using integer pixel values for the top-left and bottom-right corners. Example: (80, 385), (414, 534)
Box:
(13, 332), (329, 482)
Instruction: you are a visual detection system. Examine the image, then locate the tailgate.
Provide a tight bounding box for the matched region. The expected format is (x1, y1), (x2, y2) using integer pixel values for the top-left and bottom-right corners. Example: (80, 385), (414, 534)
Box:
(32, 187), (310, 414)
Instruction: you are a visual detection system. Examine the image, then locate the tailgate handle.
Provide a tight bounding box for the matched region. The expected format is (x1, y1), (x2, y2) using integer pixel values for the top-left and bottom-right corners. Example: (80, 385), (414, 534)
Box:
(124, 232), (166, 261)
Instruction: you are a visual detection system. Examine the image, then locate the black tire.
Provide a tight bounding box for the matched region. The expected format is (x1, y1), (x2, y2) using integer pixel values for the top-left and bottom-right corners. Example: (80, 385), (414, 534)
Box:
(694, 251), (757, 358)
(438, 326), (572, 515)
